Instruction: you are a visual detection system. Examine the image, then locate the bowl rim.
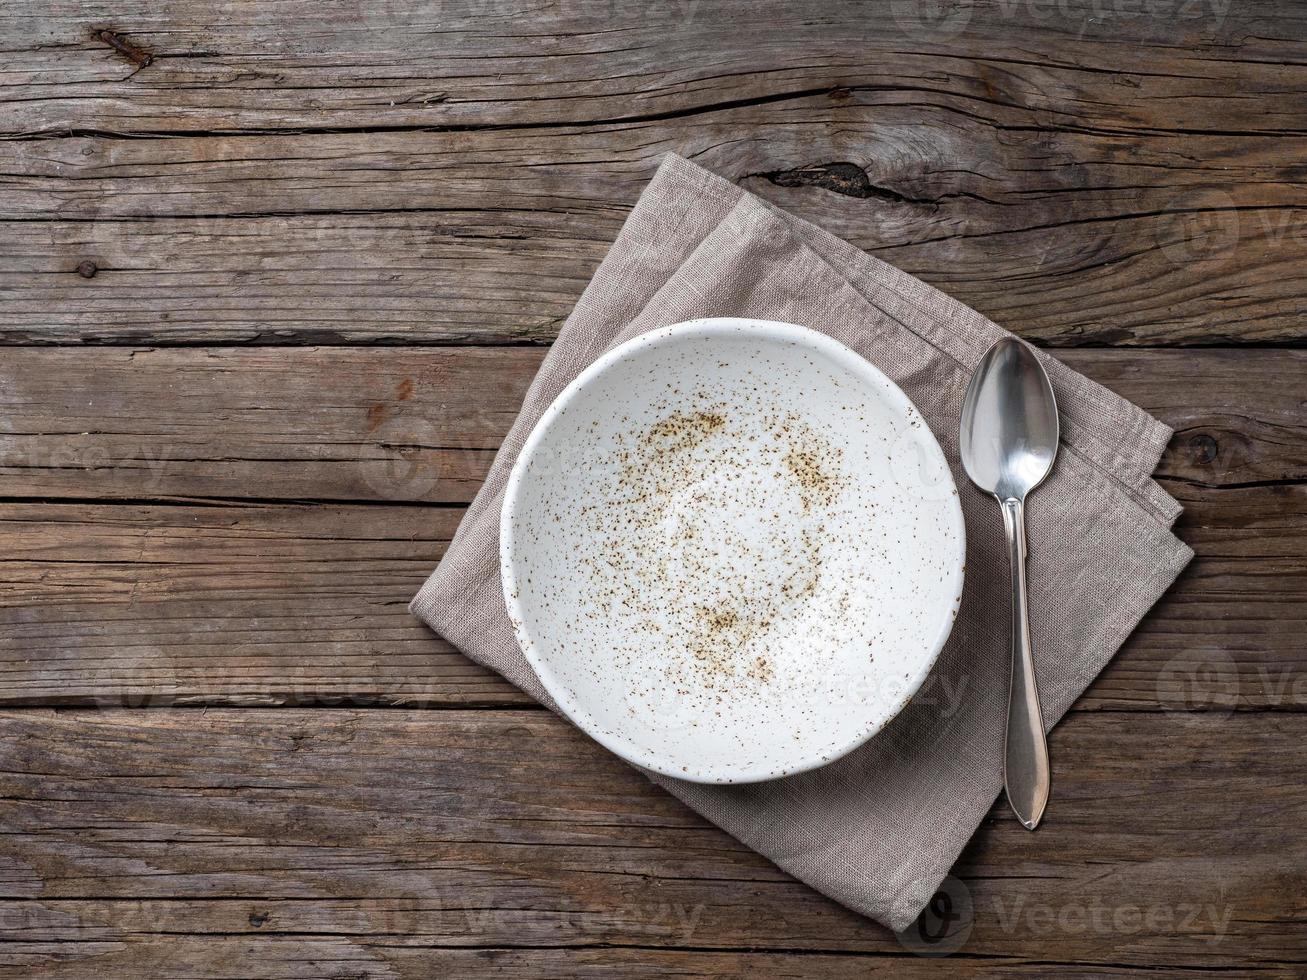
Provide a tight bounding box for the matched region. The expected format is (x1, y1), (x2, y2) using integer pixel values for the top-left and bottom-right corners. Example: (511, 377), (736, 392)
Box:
(500, 317), (966, 784)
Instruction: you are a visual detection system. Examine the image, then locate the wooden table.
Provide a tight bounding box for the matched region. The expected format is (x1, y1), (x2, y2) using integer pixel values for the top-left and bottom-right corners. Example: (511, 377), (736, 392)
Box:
(2, 2), (1305, 976)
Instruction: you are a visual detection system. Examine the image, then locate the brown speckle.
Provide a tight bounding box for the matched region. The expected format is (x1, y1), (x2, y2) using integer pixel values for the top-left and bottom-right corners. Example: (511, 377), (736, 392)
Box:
(783, 446), (840, 508)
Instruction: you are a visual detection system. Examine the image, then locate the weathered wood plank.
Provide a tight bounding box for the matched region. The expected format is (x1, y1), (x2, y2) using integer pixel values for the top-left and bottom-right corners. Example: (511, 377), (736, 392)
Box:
(0, 347), (1300, 710)
(5, 105), (1307, 345)
(0, 348), (1299, 505)
(0, 503), (524, 707)
(0, 709), (1301, 976)
(4, 4), (1302, 976)
(0, 347), (538, 504)
(0, 211), (593, 346)
(1068, 349), (1307, 491)
(10, 944), (1277, 980)
(0, 481), (1300, 711)
(3, 0), (1302, 134)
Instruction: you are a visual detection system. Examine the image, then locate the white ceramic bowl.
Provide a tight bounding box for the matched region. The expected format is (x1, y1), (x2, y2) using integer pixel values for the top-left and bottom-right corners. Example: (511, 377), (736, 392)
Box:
(501, 318), (964, 783)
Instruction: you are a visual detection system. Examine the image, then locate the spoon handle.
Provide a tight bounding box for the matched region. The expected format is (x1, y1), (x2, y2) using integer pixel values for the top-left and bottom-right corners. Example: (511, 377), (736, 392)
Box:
(1000, 496), (1050, 830)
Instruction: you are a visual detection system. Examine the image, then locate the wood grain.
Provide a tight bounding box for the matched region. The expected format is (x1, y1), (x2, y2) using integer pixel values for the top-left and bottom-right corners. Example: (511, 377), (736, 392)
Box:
(16, 945), (1275, 980)
(0, 503), (521, 708)
(0, 483), (1299, 712)
(0, 347), (1300, 710)
(4, 1), (1306, 974)
(0, 708), (1302, 977)
(8, 0), (1302, 135)
(3, 120), (1301, 346)
(0, 347), (539, 504)
(4, 1), (1307, 346)
(0, 348), (1300, 506)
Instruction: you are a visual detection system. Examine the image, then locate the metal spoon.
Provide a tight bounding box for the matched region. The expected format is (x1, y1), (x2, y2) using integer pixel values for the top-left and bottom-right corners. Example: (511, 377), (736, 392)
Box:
(959, 337), (1059, 830)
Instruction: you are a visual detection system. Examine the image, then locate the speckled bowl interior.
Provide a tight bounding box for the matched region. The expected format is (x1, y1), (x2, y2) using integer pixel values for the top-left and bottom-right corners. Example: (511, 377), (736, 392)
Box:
(501, 318), (965, 784)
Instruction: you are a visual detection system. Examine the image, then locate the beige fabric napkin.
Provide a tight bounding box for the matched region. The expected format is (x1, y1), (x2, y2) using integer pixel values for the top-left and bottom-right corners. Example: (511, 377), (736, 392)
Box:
(411, 153), (1193, 931)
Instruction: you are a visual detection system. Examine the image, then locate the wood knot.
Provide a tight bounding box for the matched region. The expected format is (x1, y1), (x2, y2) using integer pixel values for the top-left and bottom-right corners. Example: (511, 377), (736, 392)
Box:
(248, 910), (269, 927)
(756, 162), (923, 204)
(760, 162), (874, 199)
(76, 260), (98, 279)
(1189, 433), (1219, 465)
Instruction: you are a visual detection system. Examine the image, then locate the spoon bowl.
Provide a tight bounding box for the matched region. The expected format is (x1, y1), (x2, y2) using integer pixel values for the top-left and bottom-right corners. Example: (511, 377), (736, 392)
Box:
(960, 339), (1059, 500)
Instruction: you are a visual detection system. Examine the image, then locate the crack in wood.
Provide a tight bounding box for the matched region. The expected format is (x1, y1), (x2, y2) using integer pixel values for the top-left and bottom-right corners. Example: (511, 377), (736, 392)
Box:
(751, 162), (929, 204)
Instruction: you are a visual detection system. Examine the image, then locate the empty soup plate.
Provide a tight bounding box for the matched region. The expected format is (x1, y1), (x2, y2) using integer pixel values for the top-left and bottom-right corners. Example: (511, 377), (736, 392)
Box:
(501, 318), (965, 783)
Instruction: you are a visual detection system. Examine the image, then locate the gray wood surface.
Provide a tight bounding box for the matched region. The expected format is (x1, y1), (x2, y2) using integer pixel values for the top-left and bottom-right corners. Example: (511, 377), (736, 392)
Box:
(0, 349), (1299, 715)
(1, 0), (1304, 976)
(1, 709), (1302, 977)
(5, 1), (1307, 347)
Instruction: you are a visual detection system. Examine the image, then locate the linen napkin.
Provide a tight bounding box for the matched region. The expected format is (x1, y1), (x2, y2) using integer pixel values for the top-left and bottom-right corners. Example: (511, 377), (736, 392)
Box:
(411, 153), (1193, 931)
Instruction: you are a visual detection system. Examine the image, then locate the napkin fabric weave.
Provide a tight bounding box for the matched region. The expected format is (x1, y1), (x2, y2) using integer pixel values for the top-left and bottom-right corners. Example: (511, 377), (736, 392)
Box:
(411, 154), (1192, 931)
